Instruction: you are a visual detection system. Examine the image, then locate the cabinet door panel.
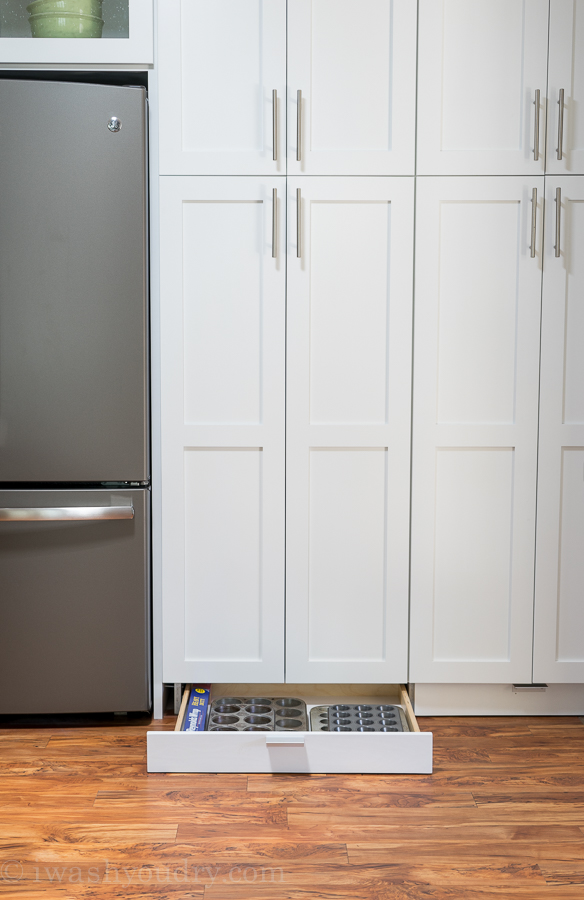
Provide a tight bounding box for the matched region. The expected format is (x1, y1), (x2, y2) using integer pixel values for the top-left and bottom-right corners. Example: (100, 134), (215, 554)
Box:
(286, 177), (414, 682)
(410, 177), (544, 684)
(161, 177), (285, 683)
(417, 0), (549, 175)
(533, 177), (584, 682)
(287, 0), (416, 174)
(158, 1), (286, 175)
(547, 1), (584, 173)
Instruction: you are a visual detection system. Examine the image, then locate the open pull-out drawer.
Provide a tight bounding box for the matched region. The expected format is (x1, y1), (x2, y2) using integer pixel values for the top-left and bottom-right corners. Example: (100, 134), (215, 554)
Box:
(147, 684), (432, 774)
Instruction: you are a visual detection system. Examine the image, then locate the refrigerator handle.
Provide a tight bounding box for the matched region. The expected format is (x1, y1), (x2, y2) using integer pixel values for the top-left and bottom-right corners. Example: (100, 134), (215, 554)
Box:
(0, 507), (134, 522)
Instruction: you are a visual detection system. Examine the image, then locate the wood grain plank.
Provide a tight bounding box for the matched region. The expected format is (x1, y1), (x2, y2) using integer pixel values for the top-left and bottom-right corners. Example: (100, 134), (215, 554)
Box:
(0, 842), (348, 865)
(347, 841), (584, 863)
(473, 792), (584, 808)
(247, 770), (584, 791)
(286, 804), (584, 825)
(175, 823), (584, 842)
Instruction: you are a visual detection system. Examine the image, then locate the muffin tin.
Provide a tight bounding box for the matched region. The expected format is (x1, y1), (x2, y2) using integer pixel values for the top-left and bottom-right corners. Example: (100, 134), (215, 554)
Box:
(207, 697), (308, 732)
(310, 703), (408, 732)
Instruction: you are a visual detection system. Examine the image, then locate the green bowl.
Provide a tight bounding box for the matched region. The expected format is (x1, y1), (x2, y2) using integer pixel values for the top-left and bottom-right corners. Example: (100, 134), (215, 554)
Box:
(28, 12), (104, 38)
(27, 0), (102, 17)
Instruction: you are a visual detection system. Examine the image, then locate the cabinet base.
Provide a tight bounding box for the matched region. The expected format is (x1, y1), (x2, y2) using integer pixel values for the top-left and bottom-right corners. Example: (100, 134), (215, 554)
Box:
(413, 683), (584, 716)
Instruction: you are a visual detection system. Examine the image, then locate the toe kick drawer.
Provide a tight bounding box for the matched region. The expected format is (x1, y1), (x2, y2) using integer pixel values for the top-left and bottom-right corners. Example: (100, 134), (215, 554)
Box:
(147, 685), (432, 774)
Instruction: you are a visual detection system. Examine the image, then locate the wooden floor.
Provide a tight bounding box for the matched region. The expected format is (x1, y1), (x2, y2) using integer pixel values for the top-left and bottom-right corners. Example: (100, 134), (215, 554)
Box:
(0, 714), (584, 898)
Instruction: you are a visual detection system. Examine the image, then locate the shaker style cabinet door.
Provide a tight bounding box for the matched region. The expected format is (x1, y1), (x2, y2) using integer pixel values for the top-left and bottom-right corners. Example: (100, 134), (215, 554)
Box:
(410, 177), (544, 684)
(286, 177), (414, 682)
(160, 177), (286, 683)
(417, 0), (549, 175)
(546, 0), (584, 174)
(533, 178), (584, 682)
(287, 0), (417, 174)
(158, 1), (286, 175)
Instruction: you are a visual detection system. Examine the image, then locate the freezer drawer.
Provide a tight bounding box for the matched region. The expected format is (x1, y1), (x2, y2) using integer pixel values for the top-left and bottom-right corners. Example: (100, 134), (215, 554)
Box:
(0, 489), (150, 714)
(147, 685), (432, 774)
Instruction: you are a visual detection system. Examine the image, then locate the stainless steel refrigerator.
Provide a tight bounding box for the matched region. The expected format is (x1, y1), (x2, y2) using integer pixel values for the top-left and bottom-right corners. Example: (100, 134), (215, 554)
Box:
(0, 79), (150, 714)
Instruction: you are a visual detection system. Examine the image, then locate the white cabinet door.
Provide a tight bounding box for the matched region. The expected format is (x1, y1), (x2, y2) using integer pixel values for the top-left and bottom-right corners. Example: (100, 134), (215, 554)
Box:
(286, 177), (414, 683)
(417, 0), (549, 175)
(410, 177), (544, 684)
(547, 1), (584, 174)
(158, 1), (286, 175)
(533, 177), (584, 682)
(287, 0), (416, 174)
(160, 177), (286, 683)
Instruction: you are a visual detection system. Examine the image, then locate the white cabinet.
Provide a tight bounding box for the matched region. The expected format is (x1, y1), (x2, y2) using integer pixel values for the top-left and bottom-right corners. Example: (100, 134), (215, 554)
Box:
(0, 0), (152, 65)
(287, 0), (416, 175)
(158, 0), (286, 175)
(417, 0), (549, 175)
(161, 179), (414, 685)
(158, 0), (415, 176)
(285, 177), (414, 682)
(410, 177), (544, 684)
(160, 177), (286, 684)
(533, 177), (584, 682)
(546, 0), (584, 174)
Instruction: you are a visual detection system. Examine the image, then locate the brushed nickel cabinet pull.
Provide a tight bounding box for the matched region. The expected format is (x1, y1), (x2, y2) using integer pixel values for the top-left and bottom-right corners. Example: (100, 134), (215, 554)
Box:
(530, 187), (537, 258)
(296, 188), (301, 258)
(296, 89), (302, 162)
(555, 187), (561, 257)
(557, 88), (565, 160)
(534, 89), (540, 161)
(272, 188), (277, 258)
(272, 89), (278, 161)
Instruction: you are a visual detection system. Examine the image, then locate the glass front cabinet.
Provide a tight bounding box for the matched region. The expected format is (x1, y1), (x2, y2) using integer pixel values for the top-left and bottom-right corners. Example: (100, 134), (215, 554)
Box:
(0, 0), (152, 65)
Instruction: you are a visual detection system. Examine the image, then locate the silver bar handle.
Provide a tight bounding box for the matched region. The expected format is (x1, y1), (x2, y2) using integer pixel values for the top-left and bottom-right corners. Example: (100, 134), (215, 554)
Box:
(0, 507), (135, 522)
(555, 186), (561, 258)
(296, 89), (302, 162)
(272, 187), (277, 258)
(534, 89), (540, 161)
(296, 188), (301, 258)
(530, 187), (537, 258)
(557, 88), (565, 160)
(272, 89), (278, 162)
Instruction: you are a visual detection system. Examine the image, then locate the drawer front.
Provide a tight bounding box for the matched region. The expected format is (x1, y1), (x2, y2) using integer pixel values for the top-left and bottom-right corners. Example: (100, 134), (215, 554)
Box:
(147, 730), (432, 775)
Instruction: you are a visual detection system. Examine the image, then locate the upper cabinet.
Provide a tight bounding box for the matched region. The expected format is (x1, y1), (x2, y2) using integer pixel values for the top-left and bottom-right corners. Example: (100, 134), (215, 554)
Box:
(547, 0), (584, 174)
(0, 0), (152, 66)
(158, 0), (416, 176)
(287, 0), (416, 175)
(417, 0), (549, 175)
(158, 0), (286, 176)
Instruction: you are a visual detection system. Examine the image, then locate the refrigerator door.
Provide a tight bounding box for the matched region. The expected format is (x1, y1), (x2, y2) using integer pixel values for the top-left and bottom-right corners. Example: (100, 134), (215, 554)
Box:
(0, 80), (148, 482)
(0, 489), (150, 713)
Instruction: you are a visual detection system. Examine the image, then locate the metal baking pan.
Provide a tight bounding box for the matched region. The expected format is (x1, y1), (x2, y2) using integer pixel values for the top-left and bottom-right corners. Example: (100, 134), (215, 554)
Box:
(310, 703), (409, 732)
(207, 697), (308, 732)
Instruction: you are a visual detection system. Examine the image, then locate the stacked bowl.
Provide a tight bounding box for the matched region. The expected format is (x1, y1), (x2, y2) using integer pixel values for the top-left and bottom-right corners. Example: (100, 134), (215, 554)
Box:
(27, 0), (104, 38)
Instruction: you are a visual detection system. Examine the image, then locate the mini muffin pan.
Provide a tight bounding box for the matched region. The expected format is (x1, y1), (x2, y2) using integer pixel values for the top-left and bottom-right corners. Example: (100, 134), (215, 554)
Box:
(309, 704), (408, 732)
(207, 697), (308, 732)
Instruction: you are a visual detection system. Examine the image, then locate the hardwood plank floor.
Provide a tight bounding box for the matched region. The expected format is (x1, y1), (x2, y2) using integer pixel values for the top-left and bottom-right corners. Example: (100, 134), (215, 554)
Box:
(0, 714), (583, 897)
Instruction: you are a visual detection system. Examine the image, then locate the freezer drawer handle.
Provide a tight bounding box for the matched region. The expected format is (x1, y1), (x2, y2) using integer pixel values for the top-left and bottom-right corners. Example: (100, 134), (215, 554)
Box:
(0, 506), (135, 522)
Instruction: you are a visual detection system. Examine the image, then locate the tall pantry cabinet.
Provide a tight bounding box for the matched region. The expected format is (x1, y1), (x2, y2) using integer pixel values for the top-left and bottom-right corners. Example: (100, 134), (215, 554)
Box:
(158, 1), (417, 686)
(410, 0), (584, 689)
(158, 1), (584, 701)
